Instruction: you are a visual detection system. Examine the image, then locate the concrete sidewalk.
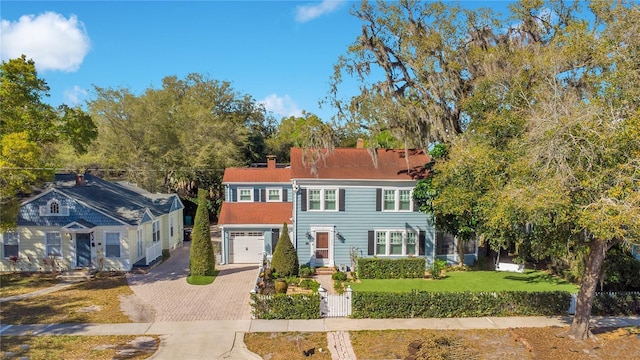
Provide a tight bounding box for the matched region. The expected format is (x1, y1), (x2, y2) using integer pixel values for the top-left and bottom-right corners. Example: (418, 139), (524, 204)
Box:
(2, 316), (639, 359)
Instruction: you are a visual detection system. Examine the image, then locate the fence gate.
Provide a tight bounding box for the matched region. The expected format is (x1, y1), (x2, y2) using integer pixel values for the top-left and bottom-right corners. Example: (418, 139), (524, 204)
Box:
(319, 286), (352, 317)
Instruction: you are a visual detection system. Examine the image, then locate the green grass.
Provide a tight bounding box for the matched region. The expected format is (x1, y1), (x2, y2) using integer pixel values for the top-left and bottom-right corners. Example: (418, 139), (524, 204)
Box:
(350, 270), (579, 293)
(186, 271), (218, 285)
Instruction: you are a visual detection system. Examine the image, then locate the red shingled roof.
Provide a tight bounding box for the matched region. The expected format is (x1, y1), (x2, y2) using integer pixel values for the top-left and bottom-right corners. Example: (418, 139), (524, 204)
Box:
(218, 202), (292, 225)
(290, 147), (429, 180)
(222, 167), (291, 183)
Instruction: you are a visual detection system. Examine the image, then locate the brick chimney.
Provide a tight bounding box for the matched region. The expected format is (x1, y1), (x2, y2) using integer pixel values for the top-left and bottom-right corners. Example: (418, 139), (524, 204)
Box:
(356, 138), (364, 149)
(75, 174), (85, 186)
(266, 155), (276, 169)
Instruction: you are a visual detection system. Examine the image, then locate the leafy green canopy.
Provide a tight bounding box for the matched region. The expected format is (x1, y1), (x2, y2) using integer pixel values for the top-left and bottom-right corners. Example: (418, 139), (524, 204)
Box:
(0, 55), (97, 230)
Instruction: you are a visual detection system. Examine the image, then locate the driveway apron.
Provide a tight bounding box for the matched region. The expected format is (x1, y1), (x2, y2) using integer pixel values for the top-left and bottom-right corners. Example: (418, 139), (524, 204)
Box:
(126, 243), (257, 322)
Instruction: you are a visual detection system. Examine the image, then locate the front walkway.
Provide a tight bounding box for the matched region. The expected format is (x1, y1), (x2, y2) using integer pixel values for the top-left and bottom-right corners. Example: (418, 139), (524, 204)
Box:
(126, 243), (258, 321)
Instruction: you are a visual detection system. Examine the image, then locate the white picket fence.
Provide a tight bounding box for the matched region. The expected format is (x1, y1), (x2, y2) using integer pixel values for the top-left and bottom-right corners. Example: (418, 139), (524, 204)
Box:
(319, 286), (352, 317)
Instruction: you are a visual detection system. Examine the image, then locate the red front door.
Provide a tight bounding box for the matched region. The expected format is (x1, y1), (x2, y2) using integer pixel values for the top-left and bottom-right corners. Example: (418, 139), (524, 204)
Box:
(315, 232), (329, 259)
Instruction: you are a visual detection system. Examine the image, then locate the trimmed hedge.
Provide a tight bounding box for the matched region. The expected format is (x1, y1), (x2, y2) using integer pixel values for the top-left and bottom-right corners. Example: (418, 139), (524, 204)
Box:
(358, 257), (425, 279)
(250, 293), (321, 319)
(351, 291), (572, 318)
(592, 292), (640, 315)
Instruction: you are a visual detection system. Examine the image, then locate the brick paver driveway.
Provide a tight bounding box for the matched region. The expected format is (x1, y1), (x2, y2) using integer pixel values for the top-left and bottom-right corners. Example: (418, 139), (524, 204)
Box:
(126, 243), (258, 321)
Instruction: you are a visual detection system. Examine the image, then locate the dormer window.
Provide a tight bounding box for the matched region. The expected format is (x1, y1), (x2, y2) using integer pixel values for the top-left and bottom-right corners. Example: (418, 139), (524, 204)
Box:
(39, 198), (69, 216)
(50, 201), (60, 214)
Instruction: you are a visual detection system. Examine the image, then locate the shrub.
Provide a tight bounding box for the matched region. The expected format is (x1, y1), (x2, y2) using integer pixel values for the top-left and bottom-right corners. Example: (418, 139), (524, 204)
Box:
(430, 259), (447, 279)
(358, 257), (425, 279)
(300, 278), (320, 292)
(189, 189), (216, 276)
(271, 223), (298, 277)
(299, 265), (316, 278)
(592, 292), (640, 315)
(251, 293), (321, 319)
(332, 271), (348, 281)
(351, 291), (572, 318)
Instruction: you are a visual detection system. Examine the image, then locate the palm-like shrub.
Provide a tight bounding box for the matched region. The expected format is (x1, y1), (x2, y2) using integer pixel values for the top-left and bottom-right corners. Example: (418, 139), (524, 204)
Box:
(270, 223), (298, 277)
(189, 189), (216, 276)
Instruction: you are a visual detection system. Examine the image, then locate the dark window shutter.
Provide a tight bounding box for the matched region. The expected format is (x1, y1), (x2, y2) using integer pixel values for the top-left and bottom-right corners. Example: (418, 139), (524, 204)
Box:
(301, 189), (307, 211)
(232, 188), (237, 202)
(261, 189), (266, 202)
(368, 231), (375, 255)
(271, 228), (280, 254)
(339, 189), (345, 211)
(419, 231), (426, 255)
(375, 188), (382, 211)
(282, 189), (288, 202)
(413, 197), (419, 212)
(254, 188), (259, 202)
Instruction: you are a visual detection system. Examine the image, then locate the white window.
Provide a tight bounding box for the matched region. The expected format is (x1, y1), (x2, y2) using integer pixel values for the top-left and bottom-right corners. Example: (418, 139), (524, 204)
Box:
(307, 188), (339, 211)
(152, 220), (160, 242)
(136, 228), (143, 258)
(374, 230), (419, 256)
(381, 189), (413, 212)
(39, 199), (69, 216)
(3, 232), (19, 258)
(105, 232), (121, 258)
(238, 188), (253, 202)
(267, 188), (282, 202)
(46, 232), (62, 257)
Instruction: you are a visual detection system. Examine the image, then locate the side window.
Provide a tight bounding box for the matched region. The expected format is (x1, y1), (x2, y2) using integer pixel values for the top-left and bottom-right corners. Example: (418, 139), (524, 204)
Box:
(2, 232), (19, 258)
(46, 232), (62, 256)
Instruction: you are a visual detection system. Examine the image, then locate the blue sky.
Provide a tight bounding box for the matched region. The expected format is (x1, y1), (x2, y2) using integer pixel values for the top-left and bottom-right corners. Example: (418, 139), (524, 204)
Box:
(1, 1), (511, 122)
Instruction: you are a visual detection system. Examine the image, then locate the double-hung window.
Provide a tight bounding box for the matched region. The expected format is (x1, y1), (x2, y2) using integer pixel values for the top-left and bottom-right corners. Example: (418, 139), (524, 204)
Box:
(152, 220), (160, 242)
(374, 230), (419, 256)
(46, 232), (62, 257)
(267, 188), (282, 202)
(307, 189), (338, 211)
(2, 232), (19, 258)
(381, 189), (413, 211)
(238, 188), (253, 202)
(105, 232), (121, 258)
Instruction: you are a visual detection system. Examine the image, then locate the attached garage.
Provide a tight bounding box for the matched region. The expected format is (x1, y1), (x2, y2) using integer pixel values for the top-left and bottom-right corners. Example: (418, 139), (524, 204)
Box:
(229, 231), (264, 263)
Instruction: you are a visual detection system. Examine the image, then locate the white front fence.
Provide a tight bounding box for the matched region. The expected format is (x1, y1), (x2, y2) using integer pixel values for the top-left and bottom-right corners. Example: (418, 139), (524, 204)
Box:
(145, 241), (163, 265)
(319, 286), (352, 317)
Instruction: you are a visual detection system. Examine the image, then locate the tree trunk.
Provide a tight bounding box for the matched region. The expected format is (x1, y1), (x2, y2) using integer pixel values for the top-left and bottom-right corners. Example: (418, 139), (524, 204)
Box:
(563, 239), (608, 340)
(456, 237), (464, 267)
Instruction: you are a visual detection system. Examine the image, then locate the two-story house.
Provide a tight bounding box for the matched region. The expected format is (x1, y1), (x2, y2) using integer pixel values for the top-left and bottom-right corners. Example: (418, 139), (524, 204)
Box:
(0, 173), (184, 272)
(290, 146), (434, 269)
(218, 156), (293, 264)
(218, 145), (479, 269)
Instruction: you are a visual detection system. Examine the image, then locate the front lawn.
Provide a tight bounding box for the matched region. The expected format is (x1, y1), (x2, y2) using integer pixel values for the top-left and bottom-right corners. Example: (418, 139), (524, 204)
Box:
(349, 270), (578, 293)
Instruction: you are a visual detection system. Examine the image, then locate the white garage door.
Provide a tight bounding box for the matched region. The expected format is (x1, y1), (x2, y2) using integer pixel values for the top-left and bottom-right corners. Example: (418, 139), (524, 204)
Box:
(229, 231), (264, 263)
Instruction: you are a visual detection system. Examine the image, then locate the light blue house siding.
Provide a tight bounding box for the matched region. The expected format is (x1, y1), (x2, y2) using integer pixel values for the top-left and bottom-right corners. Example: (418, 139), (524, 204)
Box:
(293, 181), (435, 270)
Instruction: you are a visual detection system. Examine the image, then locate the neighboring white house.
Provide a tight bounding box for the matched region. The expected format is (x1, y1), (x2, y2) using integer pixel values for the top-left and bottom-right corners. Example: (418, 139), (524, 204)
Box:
(0, 173), (184, 272)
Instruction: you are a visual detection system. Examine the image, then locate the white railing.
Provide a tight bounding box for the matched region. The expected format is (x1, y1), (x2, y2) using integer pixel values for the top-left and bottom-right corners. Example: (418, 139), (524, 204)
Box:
(319, 286), (353, 317)
(145, 241), (163, 265)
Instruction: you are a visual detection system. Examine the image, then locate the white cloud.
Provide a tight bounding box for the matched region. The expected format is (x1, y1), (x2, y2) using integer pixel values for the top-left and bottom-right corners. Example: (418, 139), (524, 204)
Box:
(64, 85), (88, 105)
(1, 12), (91, 72)
(295, 0), (346, 23)
(260, 94), (303, 118)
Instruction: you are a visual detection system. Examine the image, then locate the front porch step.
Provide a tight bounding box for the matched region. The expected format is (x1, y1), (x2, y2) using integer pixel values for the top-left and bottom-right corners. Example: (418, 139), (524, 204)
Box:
(57, 270), (94, 282)
(314, 267), (336, 275)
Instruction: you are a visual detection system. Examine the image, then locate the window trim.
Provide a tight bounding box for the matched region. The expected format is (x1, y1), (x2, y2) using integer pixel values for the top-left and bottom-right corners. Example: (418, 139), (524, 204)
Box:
(39, 198), (69, 216)
(380, 188), (414, 212)
(104, 231), (122, 258)
(373, 229), (419, 256)
(170, 217), (175, 237)
(2, 231), (19, 259)
(306, 188), (339, 212)
(45, 232), (62, 257)
(266, 187), (282, 202)
(238, 187), (254, 202)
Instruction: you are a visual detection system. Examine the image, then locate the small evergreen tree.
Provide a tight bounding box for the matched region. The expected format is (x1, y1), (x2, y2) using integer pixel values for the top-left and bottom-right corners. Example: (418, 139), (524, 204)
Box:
(270, 223), (298, 277)
(189, 189), (216, 276)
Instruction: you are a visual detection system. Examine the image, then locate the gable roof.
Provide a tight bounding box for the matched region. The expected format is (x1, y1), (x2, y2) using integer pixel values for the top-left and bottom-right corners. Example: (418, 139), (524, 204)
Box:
(22, 174), (182, 226)
(289, 147), (429, 180)
(218, 202), (292, 226)
(222, 167), (291, 183)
